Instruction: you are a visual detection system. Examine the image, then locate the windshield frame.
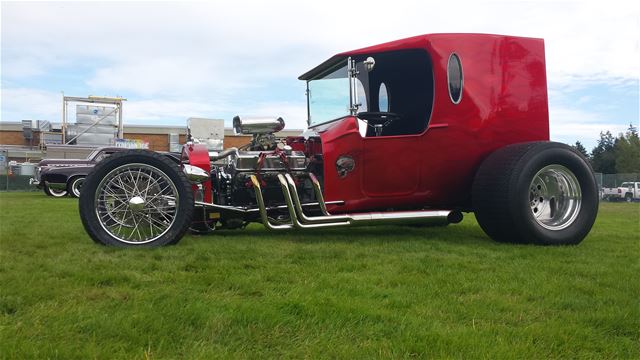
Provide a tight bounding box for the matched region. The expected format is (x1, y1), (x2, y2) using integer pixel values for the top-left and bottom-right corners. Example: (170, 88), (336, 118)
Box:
(306, 57), (363, 128)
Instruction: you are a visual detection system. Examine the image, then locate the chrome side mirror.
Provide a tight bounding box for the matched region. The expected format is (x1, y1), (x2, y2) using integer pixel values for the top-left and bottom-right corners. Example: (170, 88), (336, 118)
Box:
(183, 164), (210, 184)
(364, 57), (376, 72)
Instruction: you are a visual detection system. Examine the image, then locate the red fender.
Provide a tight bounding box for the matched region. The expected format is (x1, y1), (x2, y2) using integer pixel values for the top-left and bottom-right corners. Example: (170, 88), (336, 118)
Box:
(181, 143), (212, 203)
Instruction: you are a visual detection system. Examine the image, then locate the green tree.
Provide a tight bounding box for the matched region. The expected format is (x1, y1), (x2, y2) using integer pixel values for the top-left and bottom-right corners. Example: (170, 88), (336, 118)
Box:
(571, 141), (590, 159)
(591, 131), (616, 173)
(614, 124), (640, 173)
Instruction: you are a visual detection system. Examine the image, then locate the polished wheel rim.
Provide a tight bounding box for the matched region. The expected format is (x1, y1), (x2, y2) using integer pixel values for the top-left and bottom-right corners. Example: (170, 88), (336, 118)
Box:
(94, 163), (179, 244)
(72, 178), (84, 197)
(529, 165), (581, 230)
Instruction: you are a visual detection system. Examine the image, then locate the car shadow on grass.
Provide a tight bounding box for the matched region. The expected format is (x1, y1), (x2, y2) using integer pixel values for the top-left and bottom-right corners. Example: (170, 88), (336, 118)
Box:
(187, 222), (494, 246)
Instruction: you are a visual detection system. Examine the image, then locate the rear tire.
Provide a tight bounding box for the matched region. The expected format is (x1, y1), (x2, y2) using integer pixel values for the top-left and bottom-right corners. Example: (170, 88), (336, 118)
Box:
(472, 142), (598, 245)
(79, 150), (194, 247)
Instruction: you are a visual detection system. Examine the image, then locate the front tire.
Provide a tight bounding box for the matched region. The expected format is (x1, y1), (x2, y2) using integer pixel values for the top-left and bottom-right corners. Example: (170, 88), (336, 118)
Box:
(68, 176), (85, 198)
(79, 150), (194, 247)
(473, 142), (598, 245)
(44, 184), (68, 197)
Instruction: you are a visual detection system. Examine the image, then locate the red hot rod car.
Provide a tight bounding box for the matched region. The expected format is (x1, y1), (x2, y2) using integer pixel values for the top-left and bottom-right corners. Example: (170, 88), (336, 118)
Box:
(78, 33), (598, 247)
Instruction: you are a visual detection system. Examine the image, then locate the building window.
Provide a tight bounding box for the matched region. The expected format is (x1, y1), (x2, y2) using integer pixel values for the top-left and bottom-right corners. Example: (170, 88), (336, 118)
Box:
(447, 53), (463, 104)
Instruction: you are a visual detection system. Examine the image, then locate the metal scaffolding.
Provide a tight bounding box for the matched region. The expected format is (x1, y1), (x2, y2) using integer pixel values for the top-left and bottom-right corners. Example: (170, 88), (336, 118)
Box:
(62, 95), (127, 144)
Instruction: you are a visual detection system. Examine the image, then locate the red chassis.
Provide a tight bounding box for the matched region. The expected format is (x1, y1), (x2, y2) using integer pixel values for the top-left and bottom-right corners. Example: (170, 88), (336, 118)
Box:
(79, 34), (598, 247)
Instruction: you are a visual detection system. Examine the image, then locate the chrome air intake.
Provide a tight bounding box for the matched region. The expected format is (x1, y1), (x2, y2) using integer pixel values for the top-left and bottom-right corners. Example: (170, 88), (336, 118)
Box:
(233, 116), (285, 135)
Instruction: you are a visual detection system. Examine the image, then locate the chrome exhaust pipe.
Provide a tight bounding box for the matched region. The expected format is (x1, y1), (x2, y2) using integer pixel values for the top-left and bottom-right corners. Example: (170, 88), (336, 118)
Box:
(347, 210), (452, 226)
(281, 174), (350, 224)
(250, 174), (456, 230)
(289, 173), (452, 226)
(250, 175), (294, 230)
(308, 173), (331, 216)
(277, 174), (350, 229)
(283, 173), (453, 228)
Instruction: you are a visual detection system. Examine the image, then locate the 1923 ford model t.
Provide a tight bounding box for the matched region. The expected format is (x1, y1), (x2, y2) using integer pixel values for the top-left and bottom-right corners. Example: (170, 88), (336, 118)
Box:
(78, 33), (598, 247)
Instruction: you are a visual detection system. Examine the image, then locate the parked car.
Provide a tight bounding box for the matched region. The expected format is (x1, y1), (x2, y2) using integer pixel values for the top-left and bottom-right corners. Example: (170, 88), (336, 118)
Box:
(32, 147), (182, 197)
(31, 147), (128, 197)
(602, 182), (640, 202)
(78, 33), (599, 247)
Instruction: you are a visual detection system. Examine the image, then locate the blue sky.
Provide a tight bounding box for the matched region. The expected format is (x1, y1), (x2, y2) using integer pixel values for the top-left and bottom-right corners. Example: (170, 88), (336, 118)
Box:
(1, 1), (638, 150)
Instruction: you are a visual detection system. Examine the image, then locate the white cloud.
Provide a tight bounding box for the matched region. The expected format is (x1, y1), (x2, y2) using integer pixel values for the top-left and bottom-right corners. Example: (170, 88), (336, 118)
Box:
(549, 106), (629, 146)
(1, 0), (639, 136)
(125, 98), (229, 122)
(241, 102), (308, 130)
(0, 88), (61, 120)
(87, 57), (252, 98)
(3, 1), (638, 86)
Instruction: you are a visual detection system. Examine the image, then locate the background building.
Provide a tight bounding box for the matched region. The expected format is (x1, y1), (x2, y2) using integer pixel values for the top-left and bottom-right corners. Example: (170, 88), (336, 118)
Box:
(0, 121), (303, 161)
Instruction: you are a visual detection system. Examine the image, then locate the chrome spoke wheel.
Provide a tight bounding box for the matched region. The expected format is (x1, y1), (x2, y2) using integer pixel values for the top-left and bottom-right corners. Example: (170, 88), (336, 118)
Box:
(94, 163), (179, 244)
(529, 165), (581, 230)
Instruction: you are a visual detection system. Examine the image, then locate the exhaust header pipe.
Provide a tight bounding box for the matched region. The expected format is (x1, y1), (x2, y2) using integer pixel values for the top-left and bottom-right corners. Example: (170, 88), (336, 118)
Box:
(249, 174), (458, 230)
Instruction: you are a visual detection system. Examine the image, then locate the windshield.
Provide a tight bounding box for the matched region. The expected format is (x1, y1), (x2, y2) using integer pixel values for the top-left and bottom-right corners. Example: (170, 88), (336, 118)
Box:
(87, 149), (101, 160)
(307, 60), (369, 127)
(304, 49), (434, 135)
(307, 63), (349, 127)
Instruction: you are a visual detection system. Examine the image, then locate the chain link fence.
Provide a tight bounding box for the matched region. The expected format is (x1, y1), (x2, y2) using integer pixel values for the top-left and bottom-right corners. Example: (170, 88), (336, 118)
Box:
(595, 172), (639, 202)
(595, 173), (640, 188)
(0, 168), (39, 192)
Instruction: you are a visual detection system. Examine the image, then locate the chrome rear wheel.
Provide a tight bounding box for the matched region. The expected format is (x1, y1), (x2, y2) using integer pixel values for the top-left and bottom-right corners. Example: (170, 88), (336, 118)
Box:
(529, 165), (581, 231)
(473, 142), (598, 245)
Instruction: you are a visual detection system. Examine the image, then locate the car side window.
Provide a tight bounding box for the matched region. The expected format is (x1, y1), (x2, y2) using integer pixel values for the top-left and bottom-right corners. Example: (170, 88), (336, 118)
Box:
(447, 53), (463, 104)
(379, 82), (389, 112)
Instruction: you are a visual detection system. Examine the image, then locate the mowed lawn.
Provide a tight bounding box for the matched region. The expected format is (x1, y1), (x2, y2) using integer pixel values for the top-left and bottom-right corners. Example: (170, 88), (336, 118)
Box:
(0, 192), (638, 359)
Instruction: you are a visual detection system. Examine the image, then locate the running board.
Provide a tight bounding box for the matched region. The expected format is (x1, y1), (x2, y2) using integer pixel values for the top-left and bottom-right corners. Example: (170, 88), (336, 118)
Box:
(250, 174), (458, 230)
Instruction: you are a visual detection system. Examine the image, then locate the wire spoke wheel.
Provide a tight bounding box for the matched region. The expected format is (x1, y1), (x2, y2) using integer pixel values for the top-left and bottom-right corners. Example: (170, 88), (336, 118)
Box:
(528, 165), (582, 230)
(95, 163), (179, 244)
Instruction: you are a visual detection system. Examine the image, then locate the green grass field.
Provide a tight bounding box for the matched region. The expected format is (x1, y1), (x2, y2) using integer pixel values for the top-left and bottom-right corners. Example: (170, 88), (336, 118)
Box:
(0, 192), (638, 359)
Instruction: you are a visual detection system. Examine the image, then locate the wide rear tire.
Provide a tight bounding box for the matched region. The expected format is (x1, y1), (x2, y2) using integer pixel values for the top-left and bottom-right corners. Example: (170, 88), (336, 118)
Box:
(79, 150), (194, 247)
(472, 142), (598, 245)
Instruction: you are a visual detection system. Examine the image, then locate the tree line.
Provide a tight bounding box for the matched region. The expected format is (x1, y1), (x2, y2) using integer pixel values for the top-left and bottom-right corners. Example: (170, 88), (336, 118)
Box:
(570, 124), (640, 174)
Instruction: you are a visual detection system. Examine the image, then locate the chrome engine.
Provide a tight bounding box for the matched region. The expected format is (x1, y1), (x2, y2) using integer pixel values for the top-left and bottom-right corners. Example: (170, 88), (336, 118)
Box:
(189, 116), (456, 233)
(208, 117), (315, 221)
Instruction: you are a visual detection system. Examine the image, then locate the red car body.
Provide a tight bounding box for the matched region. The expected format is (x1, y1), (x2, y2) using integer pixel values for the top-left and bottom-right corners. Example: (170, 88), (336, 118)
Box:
(80, 33), (598, 247)
(296, 34), (549, 212)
